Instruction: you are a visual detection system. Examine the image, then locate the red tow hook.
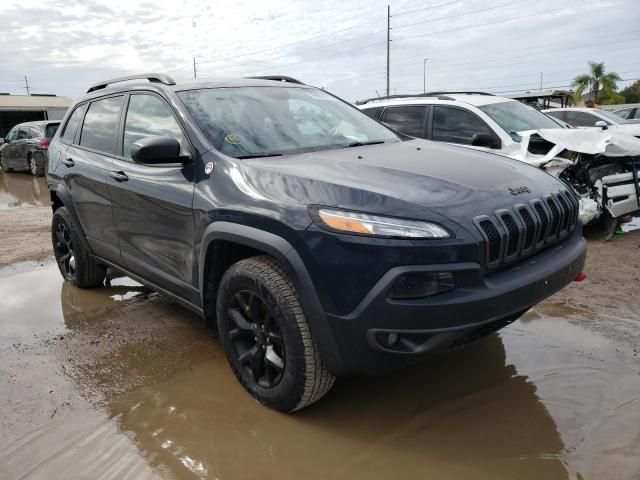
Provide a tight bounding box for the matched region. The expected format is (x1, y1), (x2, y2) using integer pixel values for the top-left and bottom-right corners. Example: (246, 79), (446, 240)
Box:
(574, 271), (587, 282)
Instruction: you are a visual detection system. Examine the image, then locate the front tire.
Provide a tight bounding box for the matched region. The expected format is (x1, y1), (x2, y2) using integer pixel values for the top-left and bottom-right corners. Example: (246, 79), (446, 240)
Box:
(216, 256), (335, 412)
(52, 207), (106, 287)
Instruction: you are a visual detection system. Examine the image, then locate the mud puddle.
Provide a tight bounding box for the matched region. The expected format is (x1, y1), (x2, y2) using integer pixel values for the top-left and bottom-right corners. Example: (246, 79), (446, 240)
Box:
(0, 172), (49, 209)
(1, 261), (639, 480)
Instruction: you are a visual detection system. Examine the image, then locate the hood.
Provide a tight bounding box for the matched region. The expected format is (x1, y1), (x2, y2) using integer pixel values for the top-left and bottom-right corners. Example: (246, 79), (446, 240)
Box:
(511, 128), (640, 167)
(233, 139), (563, 236)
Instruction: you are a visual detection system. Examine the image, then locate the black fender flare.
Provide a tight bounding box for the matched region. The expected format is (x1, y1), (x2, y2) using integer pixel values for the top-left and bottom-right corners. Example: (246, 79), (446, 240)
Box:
(199, 221), (345, 375)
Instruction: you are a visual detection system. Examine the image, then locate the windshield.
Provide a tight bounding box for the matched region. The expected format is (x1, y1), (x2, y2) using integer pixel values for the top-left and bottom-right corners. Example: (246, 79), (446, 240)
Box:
(596, 109), (629, 124)
(178, 86), (400, 158)
(479, 101), (563, 142)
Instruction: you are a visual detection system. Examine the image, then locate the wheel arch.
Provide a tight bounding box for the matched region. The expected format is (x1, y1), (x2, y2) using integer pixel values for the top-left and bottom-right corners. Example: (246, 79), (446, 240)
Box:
(199, 222), (345, 374)
(50, 184), (93, 254)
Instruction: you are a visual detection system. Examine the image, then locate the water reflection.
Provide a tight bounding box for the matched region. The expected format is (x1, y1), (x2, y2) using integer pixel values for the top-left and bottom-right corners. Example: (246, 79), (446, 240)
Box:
(0, 172), (49, 209)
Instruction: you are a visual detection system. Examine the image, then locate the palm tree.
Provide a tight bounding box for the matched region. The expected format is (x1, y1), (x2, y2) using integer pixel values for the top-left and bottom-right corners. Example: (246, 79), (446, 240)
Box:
(572, 62), (621, 103)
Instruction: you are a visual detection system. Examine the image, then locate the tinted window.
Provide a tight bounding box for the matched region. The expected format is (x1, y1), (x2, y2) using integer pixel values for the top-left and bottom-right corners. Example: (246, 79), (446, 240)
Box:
(62, 105), (86, 143)
(564, 111), (601, 127)
(432, 106), (495, 145)
(16, 127), (28, 140)
(383, 106), (426, 137)
(123, 95), (184, 158)
(45, 123), (60, 138)
(80, 96), (124, 154)
(362, 106), (384, 120)
(545, 110), (566, 122)
(633, 108), (640, 120)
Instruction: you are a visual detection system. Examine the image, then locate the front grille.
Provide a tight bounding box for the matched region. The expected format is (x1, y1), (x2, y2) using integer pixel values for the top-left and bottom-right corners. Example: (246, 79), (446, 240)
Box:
(474, 190), (578, 269)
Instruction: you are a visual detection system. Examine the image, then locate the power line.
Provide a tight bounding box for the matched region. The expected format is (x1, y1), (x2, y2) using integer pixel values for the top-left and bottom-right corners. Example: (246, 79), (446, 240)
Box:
(392, 0), (532, 31)
(394, 0), (601, 43)
(392, 0), (464, 17)
(390, 30), (640, 70)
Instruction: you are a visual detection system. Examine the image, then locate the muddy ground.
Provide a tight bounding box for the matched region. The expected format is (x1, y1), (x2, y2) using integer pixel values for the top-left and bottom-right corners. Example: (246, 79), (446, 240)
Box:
(1, 171), (639, 480)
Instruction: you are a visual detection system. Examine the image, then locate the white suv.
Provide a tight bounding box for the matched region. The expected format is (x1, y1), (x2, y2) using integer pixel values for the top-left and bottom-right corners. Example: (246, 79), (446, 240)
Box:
(357, 92), (566, 159)
(358, 93), (640, 230)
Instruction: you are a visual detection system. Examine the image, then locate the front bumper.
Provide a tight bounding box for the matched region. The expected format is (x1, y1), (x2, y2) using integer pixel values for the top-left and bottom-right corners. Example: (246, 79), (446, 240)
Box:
(325, 228), (587, 375)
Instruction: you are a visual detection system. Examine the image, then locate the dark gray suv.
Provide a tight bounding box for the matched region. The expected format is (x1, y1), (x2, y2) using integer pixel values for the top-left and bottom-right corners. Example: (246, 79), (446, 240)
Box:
(0, 121), (60, 176)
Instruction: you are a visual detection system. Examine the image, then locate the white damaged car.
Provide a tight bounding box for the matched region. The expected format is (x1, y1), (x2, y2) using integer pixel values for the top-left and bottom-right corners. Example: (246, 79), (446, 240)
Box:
(358, 93), (640, 230)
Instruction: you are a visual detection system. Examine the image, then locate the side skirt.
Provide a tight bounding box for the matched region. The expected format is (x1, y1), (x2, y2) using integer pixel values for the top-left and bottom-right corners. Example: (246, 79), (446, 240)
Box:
(92, 255), (204, 317)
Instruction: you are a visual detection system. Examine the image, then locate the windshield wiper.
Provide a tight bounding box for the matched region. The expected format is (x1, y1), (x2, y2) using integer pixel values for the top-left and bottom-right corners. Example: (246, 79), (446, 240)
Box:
(235, 153), (284, 159)
(344, 140), (386, 148)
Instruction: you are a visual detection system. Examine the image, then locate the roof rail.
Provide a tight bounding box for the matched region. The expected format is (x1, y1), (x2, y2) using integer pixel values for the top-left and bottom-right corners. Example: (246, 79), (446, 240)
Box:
(355, 90), (494, 105)
(86, 73), (176, 93)
(247, 75), (304, 85)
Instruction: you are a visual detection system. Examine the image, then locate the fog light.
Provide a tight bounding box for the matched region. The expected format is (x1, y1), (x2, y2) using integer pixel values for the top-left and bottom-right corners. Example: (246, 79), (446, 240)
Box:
(386, 332), (399, 346)
(390, 272), (455, 299)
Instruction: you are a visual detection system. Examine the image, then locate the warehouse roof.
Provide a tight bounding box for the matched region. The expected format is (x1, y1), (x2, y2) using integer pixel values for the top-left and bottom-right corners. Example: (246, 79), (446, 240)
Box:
(0, 94), (72, 110)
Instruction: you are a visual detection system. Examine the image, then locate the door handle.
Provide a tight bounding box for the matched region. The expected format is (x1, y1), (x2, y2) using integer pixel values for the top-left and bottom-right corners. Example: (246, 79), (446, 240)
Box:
(109, 170), (129, 182)
(62, 157), (74, 167)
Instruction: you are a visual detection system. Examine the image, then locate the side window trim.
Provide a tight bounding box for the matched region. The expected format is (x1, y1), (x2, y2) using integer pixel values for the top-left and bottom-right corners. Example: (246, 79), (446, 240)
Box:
(59, 103), (87, 146)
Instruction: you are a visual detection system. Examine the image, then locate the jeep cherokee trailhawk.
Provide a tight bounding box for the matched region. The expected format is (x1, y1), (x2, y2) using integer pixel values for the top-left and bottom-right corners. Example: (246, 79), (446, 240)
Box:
(47, 74), (586, 412)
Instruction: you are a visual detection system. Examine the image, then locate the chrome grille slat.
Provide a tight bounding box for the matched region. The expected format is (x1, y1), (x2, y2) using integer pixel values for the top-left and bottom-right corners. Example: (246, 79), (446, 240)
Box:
(474, 190), (579, 270)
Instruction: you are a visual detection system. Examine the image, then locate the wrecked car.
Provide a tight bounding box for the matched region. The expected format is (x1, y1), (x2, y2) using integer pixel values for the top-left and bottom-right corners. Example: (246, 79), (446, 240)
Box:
(358, 93), (640, 231)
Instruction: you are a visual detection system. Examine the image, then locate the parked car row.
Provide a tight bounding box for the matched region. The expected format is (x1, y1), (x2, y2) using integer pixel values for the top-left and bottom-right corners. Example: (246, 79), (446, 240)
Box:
(358, 94), (640, 234)
(0, 120), (60, 176)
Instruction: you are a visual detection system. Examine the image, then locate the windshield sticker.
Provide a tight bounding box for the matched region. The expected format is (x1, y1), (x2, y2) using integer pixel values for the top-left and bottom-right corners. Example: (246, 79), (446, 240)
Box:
(204, 162), (214, 175)
(303, 89), (335, 101)
(224, 134), (243, 145)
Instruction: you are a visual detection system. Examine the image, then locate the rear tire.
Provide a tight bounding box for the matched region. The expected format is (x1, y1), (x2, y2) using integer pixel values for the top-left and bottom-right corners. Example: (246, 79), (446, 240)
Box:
(216, 255), (335, 412)
(0, 153), (12, 172)
(52, 207), (106, 288)
(28, 154), (43, 176)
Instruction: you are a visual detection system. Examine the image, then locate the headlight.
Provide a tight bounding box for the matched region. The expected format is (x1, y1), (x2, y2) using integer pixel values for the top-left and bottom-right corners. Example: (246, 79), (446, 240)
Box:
(312, 207), (450, 238)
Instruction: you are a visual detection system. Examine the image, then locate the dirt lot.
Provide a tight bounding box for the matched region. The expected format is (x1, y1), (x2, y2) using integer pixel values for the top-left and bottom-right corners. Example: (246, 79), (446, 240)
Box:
(1, 172), (639, 480)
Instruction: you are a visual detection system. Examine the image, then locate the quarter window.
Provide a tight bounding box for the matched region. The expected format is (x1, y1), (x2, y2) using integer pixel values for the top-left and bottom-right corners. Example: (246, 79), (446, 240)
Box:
(80, 96), (124, 154)
(432, 106), (495, 145)
(28, 126), (41, 139)
(7, 127), (18, 141)
(61, 105), (86, 143)
(123, 94), (184, 158)
(383, 106), (426, 138)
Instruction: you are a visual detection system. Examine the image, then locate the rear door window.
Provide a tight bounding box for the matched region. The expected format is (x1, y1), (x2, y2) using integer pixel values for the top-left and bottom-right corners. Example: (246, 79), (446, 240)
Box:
(80, 96), (124, 154)
(564, 111), (602, 127)
(382, 106), (426, 138)
(61, 105), (86, 143)
(432, 106), (495, 145)
(28, 126), (41, 139)
(361, 106), (384, 120)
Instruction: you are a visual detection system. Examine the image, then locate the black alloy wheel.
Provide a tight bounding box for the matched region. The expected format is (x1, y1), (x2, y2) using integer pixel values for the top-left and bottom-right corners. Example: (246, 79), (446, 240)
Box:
(53, 220), (77, 280)
(227, 289), (286, 388)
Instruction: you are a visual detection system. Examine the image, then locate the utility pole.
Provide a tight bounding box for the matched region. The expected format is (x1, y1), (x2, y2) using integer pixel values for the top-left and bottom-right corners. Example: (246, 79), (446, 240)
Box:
(423, 58), (428, 93)
(386, 5), (390, 97)
(24, 76), (30, 95)
(539, 72), (543, 91)
(193, 57), (197, 79)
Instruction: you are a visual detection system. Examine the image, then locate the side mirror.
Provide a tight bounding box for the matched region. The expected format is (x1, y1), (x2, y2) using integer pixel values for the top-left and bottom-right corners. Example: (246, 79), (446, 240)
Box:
(130, 136), (190, 164)
(595, 120), (608, 130)
(471, 132), (500, 149)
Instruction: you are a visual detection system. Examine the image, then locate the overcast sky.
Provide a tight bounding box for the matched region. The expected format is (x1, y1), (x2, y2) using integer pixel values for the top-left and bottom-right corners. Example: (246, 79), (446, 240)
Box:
(0, 0), (638, 102)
